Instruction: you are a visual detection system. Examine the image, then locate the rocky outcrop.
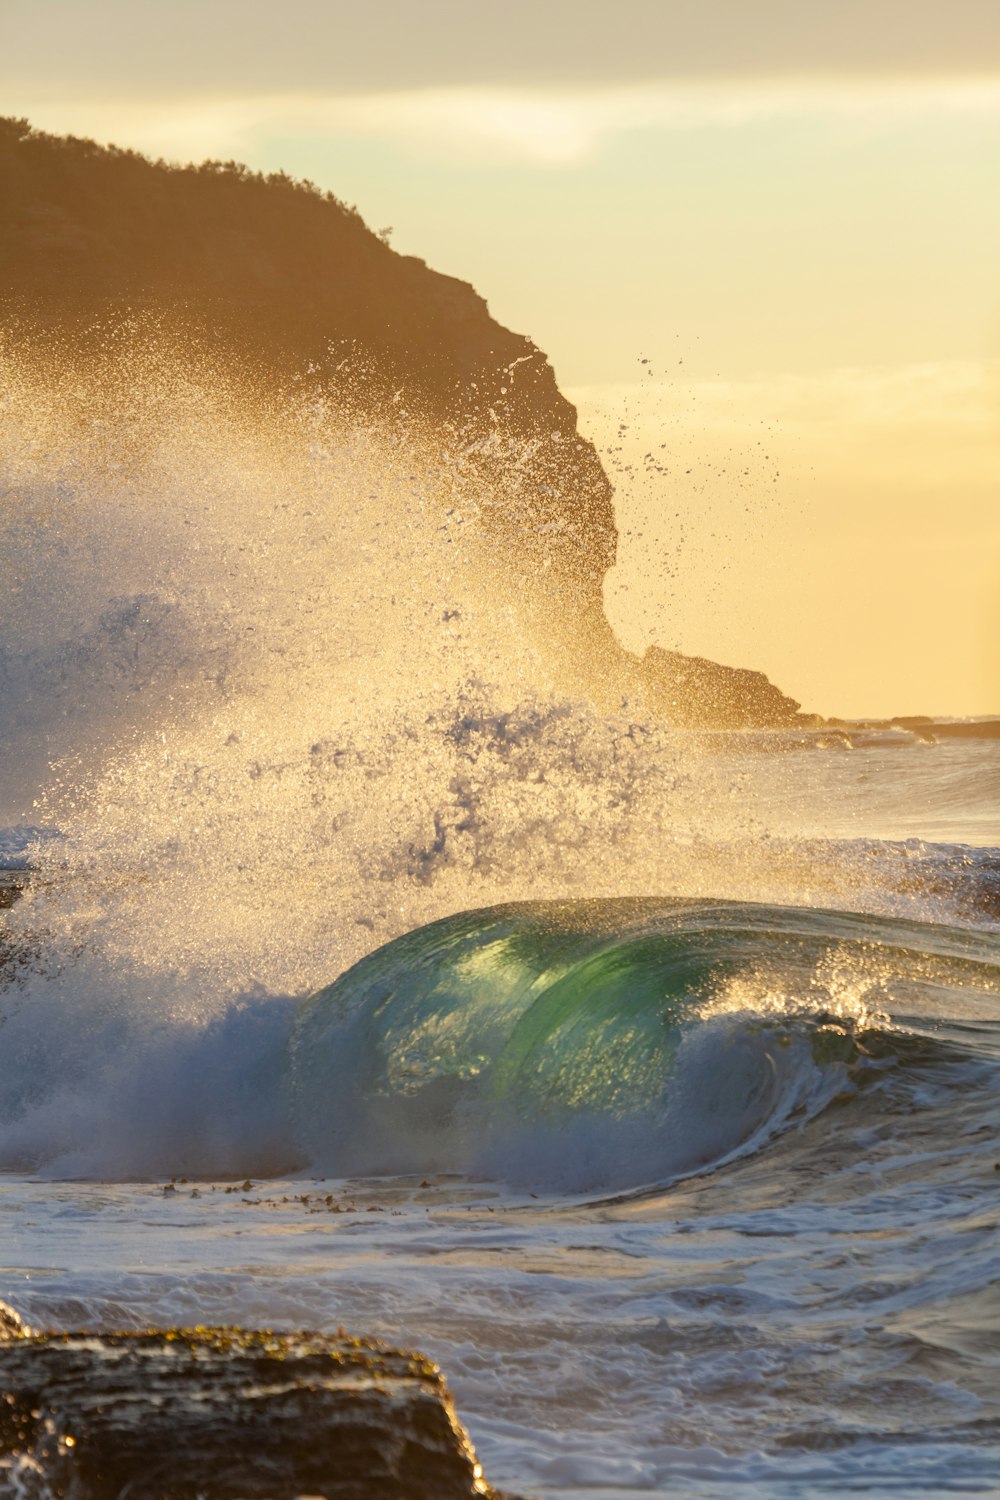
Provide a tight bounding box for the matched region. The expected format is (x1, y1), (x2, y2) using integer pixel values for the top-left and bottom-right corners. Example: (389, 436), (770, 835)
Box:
(0, 1304), (519, 1499)
(0, 115), (810, 727)
(634, 645), (804, 727)
(0, 1300), (29, 1340)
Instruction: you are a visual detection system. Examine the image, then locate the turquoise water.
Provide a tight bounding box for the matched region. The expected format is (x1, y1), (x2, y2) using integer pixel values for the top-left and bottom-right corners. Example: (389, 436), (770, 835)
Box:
(292, 896), (998, 1194)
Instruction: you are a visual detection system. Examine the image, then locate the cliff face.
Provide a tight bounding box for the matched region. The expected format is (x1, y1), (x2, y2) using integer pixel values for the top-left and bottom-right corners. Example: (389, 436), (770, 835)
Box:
(0, 116), (807, 728)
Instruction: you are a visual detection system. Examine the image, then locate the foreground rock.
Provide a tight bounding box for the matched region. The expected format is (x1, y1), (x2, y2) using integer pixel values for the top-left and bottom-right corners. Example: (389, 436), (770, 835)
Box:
(0, 1305), (517, 1499)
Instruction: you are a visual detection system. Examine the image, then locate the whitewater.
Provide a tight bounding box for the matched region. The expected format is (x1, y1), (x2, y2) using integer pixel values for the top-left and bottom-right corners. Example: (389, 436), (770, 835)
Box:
(1, 337), (998, 1498)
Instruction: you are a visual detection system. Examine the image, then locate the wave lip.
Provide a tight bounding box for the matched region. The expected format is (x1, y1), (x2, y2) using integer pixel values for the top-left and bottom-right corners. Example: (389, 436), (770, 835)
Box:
(290, 897), (985, 1194)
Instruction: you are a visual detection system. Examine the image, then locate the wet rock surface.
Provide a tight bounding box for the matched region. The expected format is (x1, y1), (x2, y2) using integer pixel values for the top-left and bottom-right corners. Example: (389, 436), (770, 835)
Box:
(0, 1305), (519, 1499)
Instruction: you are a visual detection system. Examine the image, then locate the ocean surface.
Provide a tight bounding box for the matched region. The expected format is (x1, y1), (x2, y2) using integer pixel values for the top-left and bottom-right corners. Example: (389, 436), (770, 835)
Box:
(1, 357), (998, 1497)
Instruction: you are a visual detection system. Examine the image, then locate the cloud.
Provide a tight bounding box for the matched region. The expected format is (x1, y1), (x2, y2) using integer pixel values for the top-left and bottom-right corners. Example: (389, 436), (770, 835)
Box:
(6, 0), (1000, 96)
(570, 360), (1000, 433)
(10, 78), (1000, 169)
(320, 78), (1000, 164)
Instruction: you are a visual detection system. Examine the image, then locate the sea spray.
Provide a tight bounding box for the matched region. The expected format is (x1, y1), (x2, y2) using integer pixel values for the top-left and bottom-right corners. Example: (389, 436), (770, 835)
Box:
(1, 331), (997, 1186)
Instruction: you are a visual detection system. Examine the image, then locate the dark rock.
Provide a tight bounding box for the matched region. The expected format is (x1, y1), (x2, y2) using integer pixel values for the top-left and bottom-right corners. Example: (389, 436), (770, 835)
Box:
(0, 1299), (30, 1339)
(0, 1308), (520, 1499)
(0, 875), (37, 989)
(925, 718), (1000, 740)
(0, 873), (26, 911)
(629, 644), (804, 729)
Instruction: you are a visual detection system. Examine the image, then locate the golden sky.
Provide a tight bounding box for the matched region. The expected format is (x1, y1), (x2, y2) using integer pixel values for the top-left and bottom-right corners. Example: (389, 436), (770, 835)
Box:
(4, 0), (999, 715)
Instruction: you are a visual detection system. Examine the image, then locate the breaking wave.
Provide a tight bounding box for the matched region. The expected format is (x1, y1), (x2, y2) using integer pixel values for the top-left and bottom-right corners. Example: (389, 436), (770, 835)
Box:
(290, 898), (999, 1193)
(1, 892), (996, 1188)
(0, 330), (997, 1188)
